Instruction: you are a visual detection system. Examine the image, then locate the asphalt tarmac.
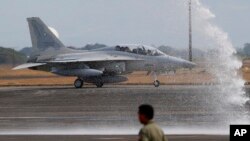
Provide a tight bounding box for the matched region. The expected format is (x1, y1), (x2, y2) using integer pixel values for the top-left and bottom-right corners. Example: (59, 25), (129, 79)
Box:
(0, 85), (249, 141)
(0, 135), (228, 141)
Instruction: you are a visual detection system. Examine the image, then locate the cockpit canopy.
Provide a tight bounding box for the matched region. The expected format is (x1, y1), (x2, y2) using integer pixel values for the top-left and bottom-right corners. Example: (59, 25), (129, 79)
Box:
(115, 44), (165, 56)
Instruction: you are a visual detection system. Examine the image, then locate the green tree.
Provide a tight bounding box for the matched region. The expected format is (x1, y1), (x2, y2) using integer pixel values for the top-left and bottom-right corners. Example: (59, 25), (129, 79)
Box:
(243, 43), (250, 56)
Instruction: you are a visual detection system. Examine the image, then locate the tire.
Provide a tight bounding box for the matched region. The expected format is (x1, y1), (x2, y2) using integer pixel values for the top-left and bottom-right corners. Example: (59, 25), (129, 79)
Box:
(95, 82), (104, 88)
(153, 80), (160, 87)
(74, 79), (83, 88)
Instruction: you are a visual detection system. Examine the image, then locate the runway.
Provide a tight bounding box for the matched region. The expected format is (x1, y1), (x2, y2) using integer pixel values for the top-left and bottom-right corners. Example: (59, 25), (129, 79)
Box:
(0, 85), (249, 141)
(0, 135), (228, 141)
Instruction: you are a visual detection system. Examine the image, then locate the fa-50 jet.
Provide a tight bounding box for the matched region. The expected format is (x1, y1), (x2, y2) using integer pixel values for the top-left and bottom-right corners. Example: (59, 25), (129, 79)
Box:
(14, 17), (195, 88)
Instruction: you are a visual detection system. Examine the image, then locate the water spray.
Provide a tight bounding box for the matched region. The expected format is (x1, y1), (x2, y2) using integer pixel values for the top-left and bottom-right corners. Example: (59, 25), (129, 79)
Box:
(192, 0), (249, 125)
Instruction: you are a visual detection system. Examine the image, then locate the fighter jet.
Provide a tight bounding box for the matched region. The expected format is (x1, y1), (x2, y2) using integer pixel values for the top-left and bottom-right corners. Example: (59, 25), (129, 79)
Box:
(13, 17), (195, 88)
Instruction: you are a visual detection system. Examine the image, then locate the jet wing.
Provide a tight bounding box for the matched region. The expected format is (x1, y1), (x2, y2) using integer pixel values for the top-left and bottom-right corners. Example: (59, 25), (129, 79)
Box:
(48, 52), (143, 63)
(12, 63), (46, 70)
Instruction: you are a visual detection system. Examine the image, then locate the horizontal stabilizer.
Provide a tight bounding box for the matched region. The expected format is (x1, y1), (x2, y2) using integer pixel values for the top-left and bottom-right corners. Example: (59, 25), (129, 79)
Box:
(12, 63), (46, 70)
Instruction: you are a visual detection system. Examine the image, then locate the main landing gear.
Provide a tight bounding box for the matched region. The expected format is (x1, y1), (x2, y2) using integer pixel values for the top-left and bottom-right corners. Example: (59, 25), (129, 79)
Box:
(95, 81), (104, 88)
(74, 77), (104, 88)
(74, 78), (83, 88)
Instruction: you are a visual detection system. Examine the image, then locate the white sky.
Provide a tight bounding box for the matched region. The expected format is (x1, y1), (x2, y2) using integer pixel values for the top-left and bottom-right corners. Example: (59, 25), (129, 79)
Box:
(0, 0), (249, 50)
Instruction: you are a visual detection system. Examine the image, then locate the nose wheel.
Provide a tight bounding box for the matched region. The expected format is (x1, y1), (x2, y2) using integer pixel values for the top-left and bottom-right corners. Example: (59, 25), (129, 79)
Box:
(153, 80), (160, 87)
(151, 71), (160, 87)
(74, 78), (83, 88)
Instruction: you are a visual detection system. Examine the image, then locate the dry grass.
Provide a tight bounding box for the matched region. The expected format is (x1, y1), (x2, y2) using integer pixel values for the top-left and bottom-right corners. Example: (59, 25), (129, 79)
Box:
(1, 57), (250, 86)
(0, 65), (214, 86)
(241, 59), (250, 83)
(2, 59), (250, 86)
(0, 65), (54, 77)
(0, 65), (73, 86)
(125, 70), (213, 85)
(0, 77), (75, 86)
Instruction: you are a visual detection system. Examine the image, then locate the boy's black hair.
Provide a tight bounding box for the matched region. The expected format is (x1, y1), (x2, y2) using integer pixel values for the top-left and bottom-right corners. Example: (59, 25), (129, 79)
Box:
(138, 104), (154, 120)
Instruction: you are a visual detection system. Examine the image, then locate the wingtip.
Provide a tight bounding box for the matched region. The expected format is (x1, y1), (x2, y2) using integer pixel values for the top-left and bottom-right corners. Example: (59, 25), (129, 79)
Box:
(12, 66), (23, 70)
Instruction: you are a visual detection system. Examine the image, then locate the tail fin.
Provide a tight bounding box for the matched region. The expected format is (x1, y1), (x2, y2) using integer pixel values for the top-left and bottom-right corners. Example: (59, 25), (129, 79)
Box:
(27, 17), (65, 51)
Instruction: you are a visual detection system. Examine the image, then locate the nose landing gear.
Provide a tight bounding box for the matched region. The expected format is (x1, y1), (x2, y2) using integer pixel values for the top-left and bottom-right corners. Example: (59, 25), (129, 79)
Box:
(151, 71), (160, 87)
(153, 80), (160, 87)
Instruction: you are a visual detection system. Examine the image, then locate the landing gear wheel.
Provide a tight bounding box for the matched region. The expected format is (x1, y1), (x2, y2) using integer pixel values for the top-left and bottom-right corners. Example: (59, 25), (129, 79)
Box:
(95, 82), (104, 88)
(74, 78), (83, 88)
(153, 80), (160, 87)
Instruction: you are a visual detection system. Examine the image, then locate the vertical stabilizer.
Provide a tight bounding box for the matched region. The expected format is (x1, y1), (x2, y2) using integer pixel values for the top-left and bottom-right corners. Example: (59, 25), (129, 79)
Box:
(27, 17), (65, 51)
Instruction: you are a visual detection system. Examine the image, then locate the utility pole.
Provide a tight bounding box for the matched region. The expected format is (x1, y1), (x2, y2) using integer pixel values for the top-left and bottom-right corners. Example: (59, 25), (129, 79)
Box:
(188, 0), (192, 62)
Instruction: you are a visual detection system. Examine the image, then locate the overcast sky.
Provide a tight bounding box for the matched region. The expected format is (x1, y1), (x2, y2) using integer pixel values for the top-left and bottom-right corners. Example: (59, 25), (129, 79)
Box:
(0, 0), (249, 50)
